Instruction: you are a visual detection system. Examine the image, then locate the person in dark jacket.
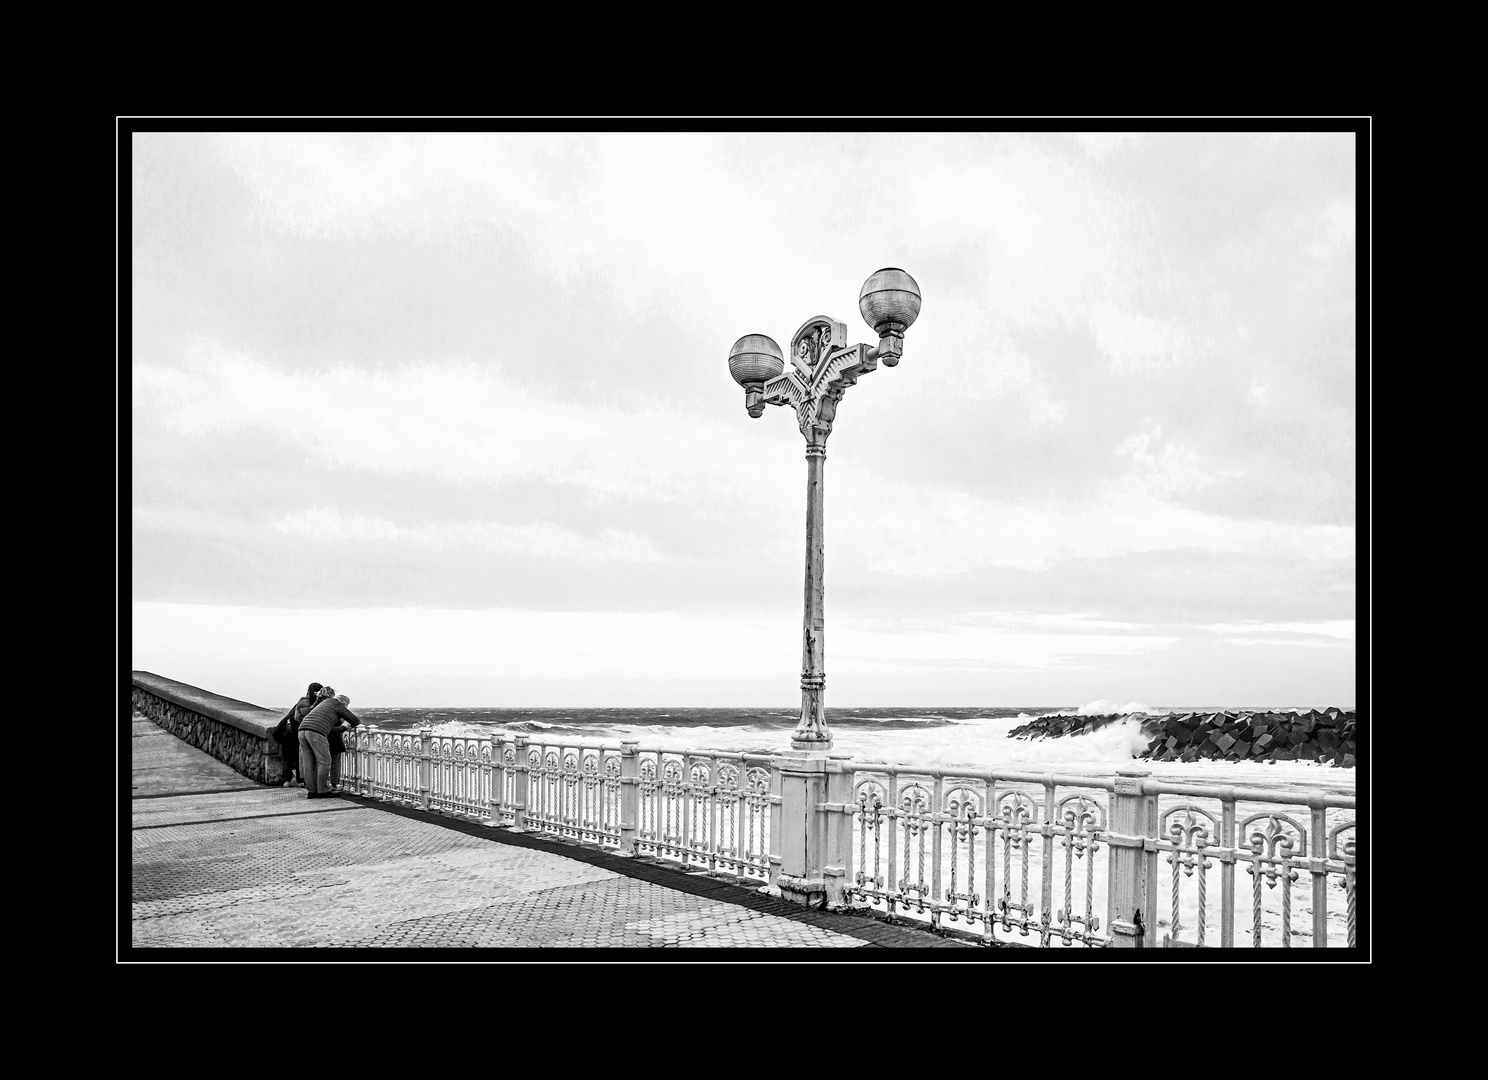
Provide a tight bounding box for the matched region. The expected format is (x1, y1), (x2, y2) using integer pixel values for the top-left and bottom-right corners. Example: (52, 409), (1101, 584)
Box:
(273, 682), (323, 787)
(299, 686), (361, 798)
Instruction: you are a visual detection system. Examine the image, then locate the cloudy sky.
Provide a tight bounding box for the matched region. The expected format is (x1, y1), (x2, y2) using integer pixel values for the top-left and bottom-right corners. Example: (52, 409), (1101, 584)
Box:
(129, 131), (1358, 709)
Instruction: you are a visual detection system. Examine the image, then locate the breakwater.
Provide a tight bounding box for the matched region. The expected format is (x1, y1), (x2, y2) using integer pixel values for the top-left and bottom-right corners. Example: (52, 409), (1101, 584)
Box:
(1008, 708), (1357, 767)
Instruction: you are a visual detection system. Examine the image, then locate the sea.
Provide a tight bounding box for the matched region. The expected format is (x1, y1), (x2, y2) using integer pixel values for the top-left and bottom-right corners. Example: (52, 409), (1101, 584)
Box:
(352, 700), (1358, 797)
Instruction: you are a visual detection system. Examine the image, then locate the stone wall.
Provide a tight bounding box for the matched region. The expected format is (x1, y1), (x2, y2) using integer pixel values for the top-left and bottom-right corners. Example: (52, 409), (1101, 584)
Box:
(131, 671), (291, 786)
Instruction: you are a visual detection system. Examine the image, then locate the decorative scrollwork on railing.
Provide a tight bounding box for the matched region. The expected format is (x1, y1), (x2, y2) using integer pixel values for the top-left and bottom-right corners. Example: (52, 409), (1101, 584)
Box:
(852, 779), (888, 895)
(943, 787), (983, 921)
(713, 763), (742, 860)
(684, 761), (711, 861)
(1327, 819), (1355, 862)
(576, 753), (600, 833)
(1053, 793), (1105, 944)
(655, 758), (685, 850)
(996, 790), (1040, 935)
(743, 767), (772, 871)
(897, 783), (933, 910)
(1161, 804), (1219, 946)
(1329, 819), (1357, 948)
(1240, 812), (1306, 947)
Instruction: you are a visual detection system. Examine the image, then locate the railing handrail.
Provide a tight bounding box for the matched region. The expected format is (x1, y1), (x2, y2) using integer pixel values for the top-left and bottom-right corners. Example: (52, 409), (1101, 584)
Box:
(841, 762), (1354, 809)
(358, 726), (781, 765)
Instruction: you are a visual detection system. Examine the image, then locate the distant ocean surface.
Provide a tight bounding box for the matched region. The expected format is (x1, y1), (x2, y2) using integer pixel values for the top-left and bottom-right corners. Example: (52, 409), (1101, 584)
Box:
(352, 703), (1358, 797)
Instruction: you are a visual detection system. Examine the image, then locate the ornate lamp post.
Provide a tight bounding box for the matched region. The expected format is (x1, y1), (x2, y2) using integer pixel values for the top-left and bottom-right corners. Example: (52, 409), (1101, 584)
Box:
(728, 268), (922, 752)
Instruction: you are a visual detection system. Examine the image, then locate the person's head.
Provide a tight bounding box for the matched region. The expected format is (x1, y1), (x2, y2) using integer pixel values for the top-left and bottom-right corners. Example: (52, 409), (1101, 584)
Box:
(336, 694), (350, 706)
(307, 682), (324, 699)
(320, 686), (336, 700)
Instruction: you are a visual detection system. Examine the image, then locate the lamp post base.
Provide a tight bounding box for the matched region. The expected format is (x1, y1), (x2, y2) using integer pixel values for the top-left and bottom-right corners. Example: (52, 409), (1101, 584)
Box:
(785, 734), (833, 752)
(789, 733), (832, 751)
(794, 671), (829, 750)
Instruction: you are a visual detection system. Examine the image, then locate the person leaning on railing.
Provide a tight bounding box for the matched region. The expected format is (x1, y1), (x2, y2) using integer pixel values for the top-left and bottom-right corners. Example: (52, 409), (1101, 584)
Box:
(274, 682), (323, 788)
(298, 686), (361, 799)
(328, 695), (355, 792)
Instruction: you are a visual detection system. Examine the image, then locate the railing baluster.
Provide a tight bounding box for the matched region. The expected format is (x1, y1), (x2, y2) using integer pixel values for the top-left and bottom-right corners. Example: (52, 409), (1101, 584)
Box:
(931, 773), (943, 930)
(708, 755), (720, 874)
(886, 769), (899, 919)
(1345, 849), (1356, 948)
(983, 779), (996, 945)
(1040, 781), (1055, 946)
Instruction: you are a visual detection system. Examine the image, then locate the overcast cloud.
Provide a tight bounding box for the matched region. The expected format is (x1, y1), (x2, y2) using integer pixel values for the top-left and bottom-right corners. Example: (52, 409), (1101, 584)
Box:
(130, 131), (1357, 708)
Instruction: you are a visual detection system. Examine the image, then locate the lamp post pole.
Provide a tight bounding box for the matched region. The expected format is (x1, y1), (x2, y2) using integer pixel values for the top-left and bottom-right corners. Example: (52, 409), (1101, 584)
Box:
(728, 269), (922, 752)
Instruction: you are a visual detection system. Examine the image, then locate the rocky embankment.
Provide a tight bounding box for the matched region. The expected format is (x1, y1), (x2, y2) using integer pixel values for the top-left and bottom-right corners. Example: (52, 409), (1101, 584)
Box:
(1008, 708), (1357, 767)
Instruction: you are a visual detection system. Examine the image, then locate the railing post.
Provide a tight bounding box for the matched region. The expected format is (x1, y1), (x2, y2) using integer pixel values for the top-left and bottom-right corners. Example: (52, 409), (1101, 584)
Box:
(511, 736), (529, 831)
(768, 760), (783, 889)
(823, 755), (855, 909)
(354, 725), (366, 795)
(482, 736), (498, 827)
(1040, 781), (1057, 947)
(1310, 795), (1328, 947)
(619, 741), (640, 855)
(419, 728), (432, 811)
(1107, 767), (1157, 948)
(347, 725), (362, 795)
(772, 749), (831, 909)
(681, 753), (695, 868)
(930, 773), (944, 930)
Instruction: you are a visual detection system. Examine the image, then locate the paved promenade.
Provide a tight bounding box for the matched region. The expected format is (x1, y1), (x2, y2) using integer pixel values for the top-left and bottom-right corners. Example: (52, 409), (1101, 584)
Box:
(129, 715), (971, 951)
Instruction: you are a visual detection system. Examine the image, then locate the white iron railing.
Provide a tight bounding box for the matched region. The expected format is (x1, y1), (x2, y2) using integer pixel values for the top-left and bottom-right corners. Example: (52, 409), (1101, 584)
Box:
(341, 727), (1358, 948)
(831, 764), (1357, 948)
(633, 751), (777, 880)
(344, 728), (778, 883)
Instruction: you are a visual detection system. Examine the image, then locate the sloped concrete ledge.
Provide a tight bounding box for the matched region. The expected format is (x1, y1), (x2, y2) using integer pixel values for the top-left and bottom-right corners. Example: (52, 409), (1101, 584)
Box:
(132, 671), (289, 786)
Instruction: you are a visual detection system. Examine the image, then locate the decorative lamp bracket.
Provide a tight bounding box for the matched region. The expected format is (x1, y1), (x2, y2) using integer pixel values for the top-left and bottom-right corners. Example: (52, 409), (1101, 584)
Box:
(758, 316), (883, 446)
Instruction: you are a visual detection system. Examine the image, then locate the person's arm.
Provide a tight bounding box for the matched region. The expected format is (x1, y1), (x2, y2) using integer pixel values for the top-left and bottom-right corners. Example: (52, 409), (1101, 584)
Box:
(336, 701), (362, 727)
